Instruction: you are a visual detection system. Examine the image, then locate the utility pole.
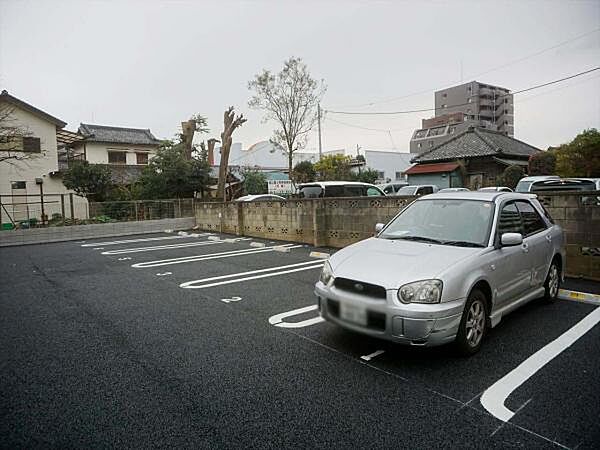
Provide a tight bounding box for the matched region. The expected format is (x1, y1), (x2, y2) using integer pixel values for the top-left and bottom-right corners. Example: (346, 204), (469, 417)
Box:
(317, 103), (322, 160)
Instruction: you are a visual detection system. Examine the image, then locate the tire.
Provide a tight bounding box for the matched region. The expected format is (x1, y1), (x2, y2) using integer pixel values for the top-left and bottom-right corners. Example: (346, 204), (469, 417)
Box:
(543, 259), (561, 303)
(455, 289), (488, 356)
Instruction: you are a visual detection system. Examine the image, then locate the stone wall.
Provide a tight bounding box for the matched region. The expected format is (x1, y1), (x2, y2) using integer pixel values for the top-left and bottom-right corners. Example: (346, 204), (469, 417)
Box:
(195, 193), (598, 280)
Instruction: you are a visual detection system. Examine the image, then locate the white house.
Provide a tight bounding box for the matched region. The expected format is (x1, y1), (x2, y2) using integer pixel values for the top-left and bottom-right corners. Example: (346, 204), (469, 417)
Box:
(362, 150), (414, 183)
(0, 90), (87, 224)
(71, 123), (161, 184)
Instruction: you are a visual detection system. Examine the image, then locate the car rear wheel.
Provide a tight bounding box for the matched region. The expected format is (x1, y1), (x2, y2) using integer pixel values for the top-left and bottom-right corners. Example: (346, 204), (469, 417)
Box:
(455, 289), (487, 356)
(543, 259), (560, 302)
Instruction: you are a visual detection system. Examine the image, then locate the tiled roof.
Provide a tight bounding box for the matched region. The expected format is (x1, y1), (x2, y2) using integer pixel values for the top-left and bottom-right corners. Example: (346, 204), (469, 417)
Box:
(412, 128), (540, 163)
(79, 123), (160, 145)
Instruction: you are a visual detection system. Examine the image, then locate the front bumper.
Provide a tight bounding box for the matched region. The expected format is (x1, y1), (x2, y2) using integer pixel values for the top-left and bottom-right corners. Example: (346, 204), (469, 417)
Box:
(315, 281), (465, 347)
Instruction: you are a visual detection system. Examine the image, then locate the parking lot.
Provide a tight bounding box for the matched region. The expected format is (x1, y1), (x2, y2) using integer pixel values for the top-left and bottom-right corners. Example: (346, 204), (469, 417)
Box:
(1, 231), (599, 449)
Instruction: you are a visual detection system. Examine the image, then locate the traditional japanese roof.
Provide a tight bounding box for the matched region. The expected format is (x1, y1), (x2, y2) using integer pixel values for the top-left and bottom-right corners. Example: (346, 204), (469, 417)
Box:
(79, 123), (160, 145)
(404, 162), (459, 174)
(412, 127), (540, 163)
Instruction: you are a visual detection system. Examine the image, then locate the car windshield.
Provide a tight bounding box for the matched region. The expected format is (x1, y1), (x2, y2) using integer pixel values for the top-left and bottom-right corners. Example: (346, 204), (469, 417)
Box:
(379, 199), (494, 247)
(396, 186), (417, 195)
(515, 180), (533, 192)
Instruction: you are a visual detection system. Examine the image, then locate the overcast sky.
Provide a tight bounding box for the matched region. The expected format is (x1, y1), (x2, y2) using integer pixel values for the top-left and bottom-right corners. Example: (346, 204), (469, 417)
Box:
(1, 0), (599, 154)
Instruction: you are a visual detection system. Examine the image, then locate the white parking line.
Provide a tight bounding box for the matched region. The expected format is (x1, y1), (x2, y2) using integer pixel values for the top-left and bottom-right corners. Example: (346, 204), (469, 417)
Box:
(360, 350), (385, 361)
(101, 240), (223, 255)
(131, 244), (301, 268)
(268, 305), (325, 328)
(81, 235), (208, 247)
(481, 306), (600, 422)
(180, 261), (324, 289)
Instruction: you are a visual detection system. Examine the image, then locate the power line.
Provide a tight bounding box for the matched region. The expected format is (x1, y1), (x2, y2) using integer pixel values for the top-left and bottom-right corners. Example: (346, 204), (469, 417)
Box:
(324, 67), (600, 116)
(326, 27), (600, 109)
(323, 116), (415, 133)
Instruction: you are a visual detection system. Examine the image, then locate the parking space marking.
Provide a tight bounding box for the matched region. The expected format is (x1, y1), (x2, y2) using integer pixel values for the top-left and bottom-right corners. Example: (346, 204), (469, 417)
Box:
(481, 305), (600, 423)
(131, 244), (301, 268)
(100, 240), (223, 255)
(221, 296), (243, 304)
(81, 235), (207, 247)
(360, 350), (385, 361)
(180, 261), (324, 289)
(268, 305), (325, 328)
(117, 257), (132, 261)
(156, 272), (173, 276)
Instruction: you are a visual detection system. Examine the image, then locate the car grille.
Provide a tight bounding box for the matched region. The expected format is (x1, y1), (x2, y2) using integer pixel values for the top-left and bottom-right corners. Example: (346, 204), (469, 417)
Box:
(333, 277), (387, 299)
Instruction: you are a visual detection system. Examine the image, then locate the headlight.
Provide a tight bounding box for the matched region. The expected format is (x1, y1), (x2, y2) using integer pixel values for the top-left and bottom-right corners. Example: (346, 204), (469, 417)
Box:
(320, 261), (334, 285)
(398, 280), (442, 304)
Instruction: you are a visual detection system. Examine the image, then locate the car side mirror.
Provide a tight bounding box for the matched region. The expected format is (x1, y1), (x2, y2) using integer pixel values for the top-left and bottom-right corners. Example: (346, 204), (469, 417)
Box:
(375, 223), (385, 233)
(501, 232), (523, 247)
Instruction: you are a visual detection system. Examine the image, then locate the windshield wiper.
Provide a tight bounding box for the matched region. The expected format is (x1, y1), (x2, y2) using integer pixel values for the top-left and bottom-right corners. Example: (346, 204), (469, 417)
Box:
(388, 235), (444, 244)
(442, 240), (485, 248)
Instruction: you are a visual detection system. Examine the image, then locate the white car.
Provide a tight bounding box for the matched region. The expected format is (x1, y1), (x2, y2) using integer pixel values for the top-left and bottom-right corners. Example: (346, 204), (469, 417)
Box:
(439, 188), (470, 193)
(479, 187), (513, 192)
(235, 194), (286, 202)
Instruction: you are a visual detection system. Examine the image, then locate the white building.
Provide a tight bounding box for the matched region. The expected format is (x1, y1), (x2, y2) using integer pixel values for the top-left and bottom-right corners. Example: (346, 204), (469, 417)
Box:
(362, 150), (414, 183)
(0, 90), (87, 224)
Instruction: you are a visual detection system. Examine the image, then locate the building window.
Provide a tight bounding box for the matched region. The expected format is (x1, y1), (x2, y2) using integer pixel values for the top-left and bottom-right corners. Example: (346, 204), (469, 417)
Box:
(11, 181), (26, 189)
(377, 171), (385, 179)
(108, 151), (127, 165)
(23, 137), (41, 153)
(395, 171), (403, 181)
(0, 136), (40, 152)
(136, 152), (149, 165)
(417, 143), (422, 148)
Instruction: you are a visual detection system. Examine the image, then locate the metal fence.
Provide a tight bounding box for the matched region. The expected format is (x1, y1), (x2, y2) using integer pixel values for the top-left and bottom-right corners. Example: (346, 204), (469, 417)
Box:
(1, 194), (195, 229)
(88, 199), (195, 222)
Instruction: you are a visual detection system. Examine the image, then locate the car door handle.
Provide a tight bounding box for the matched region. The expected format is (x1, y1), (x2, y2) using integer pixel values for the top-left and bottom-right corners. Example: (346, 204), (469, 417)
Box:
(546, 234), (552, 243)
(521, 243), (529, 253)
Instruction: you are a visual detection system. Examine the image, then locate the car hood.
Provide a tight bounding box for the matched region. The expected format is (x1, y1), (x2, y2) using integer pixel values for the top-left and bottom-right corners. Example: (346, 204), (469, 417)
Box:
(329, 237), (481, 289)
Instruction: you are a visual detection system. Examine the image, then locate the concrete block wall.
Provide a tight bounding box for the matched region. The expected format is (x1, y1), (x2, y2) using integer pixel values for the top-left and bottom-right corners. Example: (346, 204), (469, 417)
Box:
(0, 217), (195, 247)
(194, 193), (598, 280)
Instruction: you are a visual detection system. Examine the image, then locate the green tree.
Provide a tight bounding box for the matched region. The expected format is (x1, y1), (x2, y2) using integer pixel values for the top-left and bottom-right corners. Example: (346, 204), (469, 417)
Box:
(555, 128), (600, 177)
(135, 140), (211, 199)
(528, 151), (556, 176)
(313, 154), (353, 181)
(248, 57), (326, 179)
(499, 164), (525, 189)
(63, 161), (113, 202)
(351, 168), (379, 184)
(241, 167), (268, 195)
(292, 160), (316, 183)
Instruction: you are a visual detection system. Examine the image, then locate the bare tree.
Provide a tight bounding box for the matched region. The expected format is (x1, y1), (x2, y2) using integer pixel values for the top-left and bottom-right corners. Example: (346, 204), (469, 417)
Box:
(0, 103), (44, 165)
(180, 114), (209, 160)
(217, 107), (246, 200)
(248, 57), (326, 179)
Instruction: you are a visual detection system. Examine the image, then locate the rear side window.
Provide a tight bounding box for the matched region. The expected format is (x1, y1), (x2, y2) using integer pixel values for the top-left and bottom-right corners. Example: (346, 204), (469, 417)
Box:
(516, 201), (547, 236)
(418, 186), (433, 195)
(298, 186), (323, 198)
(343, 186), (363, 197)
(497, 202), (523, 235)
(383, 185), (394, 194)
(366, 187), (383, 196)
(324, 186), (345, 197)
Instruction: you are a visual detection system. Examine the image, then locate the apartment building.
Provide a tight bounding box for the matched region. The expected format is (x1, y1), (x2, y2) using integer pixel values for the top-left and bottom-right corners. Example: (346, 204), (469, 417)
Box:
(410, 81), (514, 153)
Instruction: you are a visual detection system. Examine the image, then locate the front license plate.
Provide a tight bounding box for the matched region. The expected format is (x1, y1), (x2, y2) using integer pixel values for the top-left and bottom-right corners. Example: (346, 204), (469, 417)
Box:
(340, 302), (367, 326)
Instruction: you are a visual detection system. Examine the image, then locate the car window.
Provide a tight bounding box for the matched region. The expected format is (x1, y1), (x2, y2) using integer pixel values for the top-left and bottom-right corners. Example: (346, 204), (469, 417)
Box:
(325, 186), (345, 197)
(366, 187), (383, 196)
(516, 201), (547, 236)
(382, 185), (394, 194)
(397, 186), (417, 196)
(343, 185), (363, 197)
(298, 186), (322, 198)
(497, 202), (523, 235)
(418, 186), (433, 195)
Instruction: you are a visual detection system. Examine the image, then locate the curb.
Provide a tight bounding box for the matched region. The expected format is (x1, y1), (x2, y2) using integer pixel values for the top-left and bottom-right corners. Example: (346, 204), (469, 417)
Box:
(558, 289), (600, 306)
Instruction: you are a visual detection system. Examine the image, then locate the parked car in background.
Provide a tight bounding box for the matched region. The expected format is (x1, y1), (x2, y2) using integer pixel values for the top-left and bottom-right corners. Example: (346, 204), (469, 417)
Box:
(515, 175), (560, 192)
(479, 187), (513, 192)
(527, 178), (598, 193)
(377, 182), (409, 195)
(439, 188), (470, 193)
(297, 181), (385, 198)
(395, 185), (439, 196)
(235, 194), (286, 202)
(315, 191), (565, 355)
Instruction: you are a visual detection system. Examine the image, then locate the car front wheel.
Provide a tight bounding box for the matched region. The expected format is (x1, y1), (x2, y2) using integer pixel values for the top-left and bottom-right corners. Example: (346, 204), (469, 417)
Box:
(455, 289), (487, 356)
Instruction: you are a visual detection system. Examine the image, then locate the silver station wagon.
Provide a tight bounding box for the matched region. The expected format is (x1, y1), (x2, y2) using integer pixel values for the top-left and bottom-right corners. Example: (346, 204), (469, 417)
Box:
(314, 192), (565, 355)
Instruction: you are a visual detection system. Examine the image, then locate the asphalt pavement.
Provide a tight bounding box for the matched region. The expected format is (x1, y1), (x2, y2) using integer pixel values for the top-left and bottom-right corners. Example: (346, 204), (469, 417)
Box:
(1, 232), (598, 449)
